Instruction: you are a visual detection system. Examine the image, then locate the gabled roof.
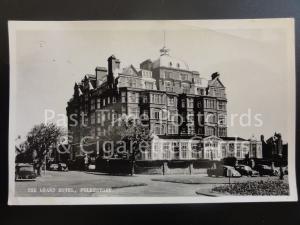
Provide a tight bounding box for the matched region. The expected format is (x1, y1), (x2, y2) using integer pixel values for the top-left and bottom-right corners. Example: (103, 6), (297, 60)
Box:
(78, 86), (83, 96)
(89, 80), (95, 90)
(208, 76), (225, 88)
(122, 65), (139, 76)
(85, 74), (96, 79)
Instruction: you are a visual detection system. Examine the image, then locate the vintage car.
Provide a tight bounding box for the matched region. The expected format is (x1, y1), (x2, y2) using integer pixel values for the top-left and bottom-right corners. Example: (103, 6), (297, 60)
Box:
(255, 164), (279, 176)
(58, 163), (68, 171)
(49, 163), (59, 171)
(235, 165), (259, 177)
(15, 163), (36, 181)
(207, 165), (241, 177)
(49, 163), (68, 171)
(88, 164), (96, 171)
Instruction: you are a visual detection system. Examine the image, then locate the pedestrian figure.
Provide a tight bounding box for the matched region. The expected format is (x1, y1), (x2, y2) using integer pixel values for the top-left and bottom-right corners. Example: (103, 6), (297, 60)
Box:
(279, 166), (284, 180)
(84, 154), (89, 171)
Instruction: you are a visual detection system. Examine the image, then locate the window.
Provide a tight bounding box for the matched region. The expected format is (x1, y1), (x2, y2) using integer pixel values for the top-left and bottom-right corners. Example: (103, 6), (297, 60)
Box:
(182, 83), (189, 94)
(154, 111), (160, 120)
(181, 142), (188, 159)
(168, 111), (176, 121)
(181, 99), (186, 108)
(218, 115), (226, 126)
(145, 82), (153, 90)
(112, 113), (118, 122)
(163, 142), (171, 159)
(90, 99), (95, 111)
(219, 128), (227, 137)
(90, 113), (95, 125)
(206, 113), (216, 124)
(128, 92), (139, 103)
(112, 96), (116, 103)
(155, 126), (160, 135)
(121, 92), (126, 103)
(236, 143), (241, 158)
(181, 73), (187, 81)
(187, 111), (194, 122)
(168, 96), (175, 106)
(205, 99), (215, 109)
(97, 98), (101, 109)
(129, 79), (137, 88)
(97, 127), (106, 137)
(84, 116), (88, 126)
(129, 107), (139, 118)
(122, 106), (126, 114)
(154, 94), (159, 103)
(172, 142), (179, 159)
(107, 97), (110, 104)
(90, 128), (95, 137)
(197, 101), (202, 108)
(218, 101), (226, 110)
(96, 112), (101, 124)
(161, 124), (166, 135)
(206, 127), (215, 136)
(168, 125), (172, 134)
(177, 63), (180, 68)
(165, 81), (172, 92)
(187, 98), (194, 108)
(143, 96), (148, 103)
(141, 110), (149, 119)
(165, 71), (172, 79)
(187, 125), (195, 135)
(169, 62), (172, 67)
(228, 143), (235, 157)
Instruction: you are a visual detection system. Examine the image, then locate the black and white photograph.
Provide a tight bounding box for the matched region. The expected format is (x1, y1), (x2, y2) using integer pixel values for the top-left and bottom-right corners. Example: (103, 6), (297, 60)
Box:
(8, 19), (296, 204)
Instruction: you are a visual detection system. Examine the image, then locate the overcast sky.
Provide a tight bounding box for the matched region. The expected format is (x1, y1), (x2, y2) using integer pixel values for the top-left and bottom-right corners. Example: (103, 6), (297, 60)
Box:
(11, 20), (294, 142)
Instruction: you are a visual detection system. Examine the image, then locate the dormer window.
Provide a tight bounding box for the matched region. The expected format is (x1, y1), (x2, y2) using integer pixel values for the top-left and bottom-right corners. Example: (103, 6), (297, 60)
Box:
(177, 63), (180, 68)
(169, 62), (172, 67)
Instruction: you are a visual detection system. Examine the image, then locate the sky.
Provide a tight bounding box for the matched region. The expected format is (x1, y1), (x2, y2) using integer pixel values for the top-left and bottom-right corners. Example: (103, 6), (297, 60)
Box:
(11, 20), (294, 142)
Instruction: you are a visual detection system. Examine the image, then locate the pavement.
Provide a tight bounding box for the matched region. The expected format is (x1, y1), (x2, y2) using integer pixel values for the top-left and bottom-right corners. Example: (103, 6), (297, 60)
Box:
(14, 170), (288, 197)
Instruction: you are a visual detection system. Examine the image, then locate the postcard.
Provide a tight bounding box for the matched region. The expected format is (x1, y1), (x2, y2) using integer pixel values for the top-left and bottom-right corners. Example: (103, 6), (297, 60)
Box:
(8, 19), (297, 204)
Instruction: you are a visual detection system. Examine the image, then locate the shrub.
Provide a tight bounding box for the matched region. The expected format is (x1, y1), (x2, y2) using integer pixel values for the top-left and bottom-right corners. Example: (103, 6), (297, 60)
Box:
(212, 180), (289, 195)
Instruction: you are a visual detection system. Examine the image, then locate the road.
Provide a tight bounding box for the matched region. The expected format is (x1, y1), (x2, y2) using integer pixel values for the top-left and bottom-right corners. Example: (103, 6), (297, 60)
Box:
(15, 170), (287, 197)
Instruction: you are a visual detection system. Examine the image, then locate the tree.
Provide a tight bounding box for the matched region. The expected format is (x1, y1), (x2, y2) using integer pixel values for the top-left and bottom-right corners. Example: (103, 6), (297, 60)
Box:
(121, 118), (153, 175)
(103, 115), (153, 175)
(25, 123), (65, 175)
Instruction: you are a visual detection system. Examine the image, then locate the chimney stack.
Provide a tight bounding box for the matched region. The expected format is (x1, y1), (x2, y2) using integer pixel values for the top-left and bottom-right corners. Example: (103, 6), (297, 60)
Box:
(211, 72), (220, 80)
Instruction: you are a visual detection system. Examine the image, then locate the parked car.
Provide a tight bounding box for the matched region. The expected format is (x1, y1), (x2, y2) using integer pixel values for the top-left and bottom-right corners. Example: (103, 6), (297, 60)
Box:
(255, 164), (278, 176)
(49, 163), (59, 171)
(58, 163), (68, 171)
(15, 163), (36, 181)
(207, 165), (241, 177)
(235, 165), (259, 177)
(88, 164), (96, 171)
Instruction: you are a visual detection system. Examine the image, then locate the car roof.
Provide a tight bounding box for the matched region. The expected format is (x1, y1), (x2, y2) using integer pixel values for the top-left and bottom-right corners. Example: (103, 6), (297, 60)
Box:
(16, 163), (32, 167)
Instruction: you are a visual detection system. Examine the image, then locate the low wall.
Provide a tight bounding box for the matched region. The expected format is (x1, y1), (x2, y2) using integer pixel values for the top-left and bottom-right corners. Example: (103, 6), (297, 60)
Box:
(96, 159), (211, 175)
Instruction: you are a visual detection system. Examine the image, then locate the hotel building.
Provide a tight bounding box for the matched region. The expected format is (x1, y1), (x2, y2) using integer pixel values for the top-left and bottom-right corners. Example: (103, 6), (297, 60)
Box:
(66, 46), (262, 161)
